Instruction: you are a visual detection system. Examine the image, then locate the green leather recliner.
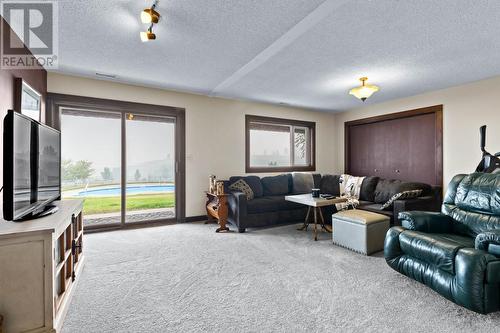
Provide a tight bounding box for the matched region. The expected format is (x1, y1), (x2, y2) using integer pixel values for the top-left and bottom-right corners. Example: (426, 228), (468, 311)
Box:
(384, 172), (500, 314)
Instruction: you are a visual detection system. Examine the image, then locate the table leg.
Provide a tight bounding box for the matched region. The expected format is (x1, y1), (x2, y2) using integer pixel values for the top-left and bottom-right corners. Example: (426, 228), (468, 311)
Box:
(318, 208), (332, 233)
(297, 207), (311, 231)
(313, 207), (318, 241)
(216, 217), (230, 233)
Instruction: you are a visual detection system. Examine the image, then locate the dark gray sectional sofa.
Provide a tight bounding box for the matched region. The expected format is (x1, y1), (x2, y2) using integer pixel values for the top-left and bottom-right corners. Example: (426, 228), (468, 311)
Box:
(224, 173), (441, 233)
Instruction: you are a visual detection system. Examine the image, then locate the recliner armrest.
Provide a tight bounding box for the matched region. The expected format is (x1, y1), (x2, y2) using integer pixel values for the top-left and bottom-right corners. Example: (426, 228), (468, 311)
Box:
(475, 230), (500, 255)
(398, 211), (454, 233)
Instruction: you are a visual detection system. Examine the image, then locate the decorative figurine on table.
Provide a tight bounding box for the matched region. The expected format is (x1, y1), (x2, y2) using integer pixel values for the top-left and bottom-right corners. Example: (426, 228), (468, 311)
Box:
(216, 181), (225, 195)
(209, 175), (216, 194)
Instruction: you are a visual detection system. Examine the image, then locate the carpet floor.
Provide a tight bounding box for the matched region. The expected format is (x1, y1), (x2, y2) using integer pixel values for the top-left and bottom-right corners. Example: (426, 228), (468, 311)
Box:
(62, 223), (500, 332)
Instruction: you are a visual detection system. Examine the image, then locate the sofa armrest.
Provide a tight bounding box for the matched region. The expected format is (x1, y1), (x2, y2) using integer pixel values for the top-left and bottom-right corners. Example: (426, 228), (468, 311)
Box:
(398, 211), (454, 233)
(226, 191), (248, 228)
(393, 196), (440, 225)
(475, 230), (500, 255)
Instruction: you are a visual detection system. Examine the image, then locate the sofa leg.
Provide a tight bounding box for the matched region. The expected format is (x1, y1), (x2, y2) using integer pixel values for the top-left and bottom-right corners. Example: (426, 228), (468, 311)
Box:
(238, 228), (246, 233)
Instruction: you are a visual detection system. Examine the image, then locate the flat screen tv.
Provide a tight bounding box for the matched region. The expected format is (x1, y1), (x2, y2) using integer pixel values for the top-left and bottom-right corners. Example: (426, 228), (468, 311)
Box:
(3, 110), (61, 221)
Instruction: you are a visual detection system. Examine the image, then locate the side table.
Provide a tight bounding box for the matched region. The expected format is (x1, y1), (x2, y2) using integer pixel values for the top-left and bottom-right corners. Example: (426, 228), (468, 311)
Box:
(205, 192), (230, 233)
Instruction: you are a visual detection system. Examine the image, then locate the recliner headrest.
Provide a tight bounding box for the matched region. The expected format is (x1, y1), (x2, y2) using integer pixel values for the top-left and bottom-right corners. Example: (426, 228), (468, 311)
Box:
(454, 173), (500, 216)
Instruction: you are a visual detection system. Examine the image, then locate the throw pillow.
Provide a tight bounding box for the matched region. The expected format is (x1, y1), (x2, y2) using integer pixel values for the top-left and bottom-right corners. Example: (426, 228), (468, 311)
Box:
(374, 179), (404, 204)
(229, 176), (263, 197)
(339, 174), (365, 199)
(292, 172), (314, 194)
(336, 174), (365, 211)
(229, 179), (254, 200)
(381, 189), (423, 210)
(320, 174), (340, 196)
(261, 174), (290, 196)
(359, 176), (380, 202)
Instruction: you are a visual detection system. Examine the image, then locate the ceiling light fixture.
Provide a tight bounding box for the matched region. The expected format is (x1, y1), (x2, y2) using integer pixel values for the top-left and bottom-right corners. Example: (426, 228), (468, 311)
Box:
(140, 1), (160, 42)
(349, 77), (379, 101)
(140, 26), (156, 42)
(141, 7), (160, 24)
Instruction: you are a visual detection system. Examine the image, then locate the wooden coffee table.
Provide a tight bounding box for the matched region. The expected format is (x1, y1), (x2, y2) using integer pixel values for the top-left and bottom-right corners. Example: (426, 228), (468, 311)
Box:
(285, 194), (347, 241)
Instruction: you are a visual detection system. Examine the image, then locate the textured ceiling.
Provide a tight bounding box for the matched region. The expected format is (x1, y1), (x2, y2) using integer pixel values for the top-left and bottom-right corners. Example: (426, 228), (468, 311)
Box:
(45, 0), (500, 112)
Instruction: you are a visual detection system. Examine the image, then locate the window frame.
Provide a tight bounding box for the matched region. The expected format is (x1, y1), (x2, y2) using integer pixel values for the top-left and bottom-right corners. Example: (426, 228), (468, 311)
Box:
(245, 115), (316, 173)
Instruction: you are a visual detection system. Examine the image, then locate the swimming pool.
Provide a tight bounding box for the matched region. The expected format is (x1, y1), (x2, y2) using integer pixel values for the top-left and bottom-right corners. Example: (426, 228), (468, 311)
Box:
(77, 185), (175, 197)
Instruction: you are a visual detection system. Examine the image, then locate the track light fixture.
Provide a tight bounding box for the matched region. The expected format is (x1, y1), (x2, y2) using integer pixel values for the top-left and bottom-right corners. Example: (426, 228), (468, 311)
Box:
(141, 7), (160, 24)
(140, 25), (156, 42)
(140, 1), (160, 42)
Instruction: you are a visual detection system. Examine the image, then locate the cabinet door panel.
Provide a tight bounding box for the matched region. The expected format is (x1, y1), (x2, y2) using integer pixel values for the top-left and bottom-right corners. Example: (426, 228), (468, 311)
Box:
(346, 108), (441, 185)
(0, 240), (46, 332)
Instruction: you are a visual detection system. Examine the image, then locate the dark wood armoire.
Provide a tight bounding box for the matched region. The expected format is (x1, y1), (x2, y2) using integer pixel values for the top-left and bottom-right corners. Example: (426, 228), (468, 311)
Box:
(345, 105), (443, 186)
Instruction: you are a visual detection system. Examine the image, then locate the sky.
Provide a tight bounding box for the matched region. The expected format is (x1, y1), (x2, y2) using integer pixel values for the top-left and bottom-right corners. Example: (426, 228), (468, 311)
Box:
(250, 130), (290, 156)
(61, 112), (175, 174)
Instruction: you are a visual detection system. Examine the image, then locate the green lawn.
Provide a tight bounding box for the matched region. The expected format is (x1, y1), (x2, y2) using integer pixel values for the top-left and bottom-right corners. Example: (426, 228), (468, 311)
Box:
(81, 193), (175, 215)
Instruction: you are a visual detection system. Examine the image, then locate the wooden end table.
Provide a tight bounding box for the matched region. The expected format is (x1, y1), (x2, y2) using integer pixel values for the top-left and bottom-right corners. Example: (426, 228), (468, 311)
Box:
(285, 194), (347, 241)
(205, 192), (230, 233)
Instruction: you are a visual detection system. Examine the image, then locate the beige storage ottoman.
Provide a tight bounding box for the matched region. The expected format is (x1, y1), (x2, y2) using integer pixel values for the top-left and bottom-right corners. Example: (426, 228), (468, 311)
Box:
(332, 209), (390, 255)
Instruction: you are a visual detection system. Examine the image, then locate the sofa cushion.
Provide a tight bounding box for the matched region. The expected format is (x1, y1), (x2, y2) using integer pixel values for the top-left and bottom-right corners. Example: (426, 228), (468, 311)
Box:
(374, 179), (402, 204)
(398, 230), (474, 275)
(229, 176), (263, 198)
(358, 203), (388, 214)
(359, 176), (379, 202)
(374, 179), (431, 204)
(262, 174), (290, 196)
(229, 179), (254, 200)
(292, 172), (314, 194)
(312, 173), (322, 188)
(246, 196), (303, 214)
(319, 174), (340, 196)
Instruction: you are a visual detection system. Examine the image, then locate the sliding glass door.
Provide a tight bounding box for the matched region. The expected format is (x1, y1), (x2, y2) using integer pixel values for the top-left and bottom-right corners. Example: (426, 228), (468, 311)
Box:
(60, 108), (178, 228)
(125, 113), (176, 224)
(61, 109), (122, 227)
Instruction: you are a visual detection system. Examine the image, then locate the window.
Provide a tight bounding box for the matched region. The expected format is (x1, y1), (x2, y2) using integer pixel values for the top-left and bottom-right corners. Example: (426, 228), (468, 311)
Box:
(246, 115), (315, 172)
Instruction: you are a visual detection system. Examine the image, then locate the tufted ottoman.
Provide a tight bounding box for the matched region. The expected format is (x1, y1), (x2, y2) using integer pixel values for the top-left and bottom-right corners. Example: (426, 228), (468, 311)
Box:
(332, 209), (390, 255)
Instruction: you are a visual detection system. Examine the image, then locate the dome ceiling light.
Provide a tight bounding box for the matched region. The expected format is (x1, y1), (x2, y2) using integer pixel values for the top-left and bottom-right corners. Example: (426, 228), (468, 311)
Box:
(349, 77), (379, 101)
(140, 1), (160, 42)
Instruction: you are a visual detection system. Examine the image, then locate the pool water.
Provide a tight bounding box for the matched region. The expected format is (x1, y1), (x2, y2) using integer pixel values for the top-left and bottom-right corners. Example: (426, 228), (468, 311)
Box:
(77, 185), (175, 197)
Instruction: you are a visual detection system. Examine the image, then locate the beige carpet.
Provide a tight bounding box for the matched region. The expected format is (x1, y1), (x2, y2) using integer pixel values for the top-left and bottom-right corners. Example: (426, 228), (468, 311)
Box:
(62, 223), (500, 332)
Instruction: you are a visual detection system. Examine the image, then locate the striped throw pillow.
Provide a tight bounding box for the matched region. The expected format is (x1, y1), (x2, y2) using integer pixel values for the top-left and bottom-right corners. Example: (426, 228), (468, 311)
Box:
(381, 189), (423, 210)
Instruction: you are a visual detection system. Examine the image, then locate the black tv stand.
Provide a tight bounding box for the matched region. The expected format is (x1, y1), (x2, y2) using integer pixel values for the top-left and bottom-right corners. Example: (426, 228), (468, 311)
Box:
(36, 204), (59, 218)
(17, 204), (59, 222)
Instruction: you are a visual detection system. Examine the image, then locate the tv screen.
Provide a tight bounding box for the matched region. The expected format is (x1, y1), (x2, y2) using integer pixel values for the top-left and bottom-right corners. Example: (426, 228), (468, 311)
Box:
(3, 110), (61, 221)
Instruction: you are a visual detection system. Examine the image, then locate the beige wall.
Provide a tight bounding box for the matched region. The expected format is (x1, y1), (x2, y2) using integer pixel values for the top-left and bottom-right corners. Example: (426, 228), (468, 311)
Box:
(47, 73), (337, 217)
(333, 75), (500, 190)
(48, 72), (500, 217)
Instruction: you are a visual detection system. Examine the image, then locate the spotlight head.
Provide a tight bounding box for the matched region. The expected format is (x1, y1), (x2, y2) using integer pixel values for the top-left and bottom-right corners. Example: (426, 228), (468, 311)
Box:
(140, 30), (156, 42)
(141, 8), (160, 24)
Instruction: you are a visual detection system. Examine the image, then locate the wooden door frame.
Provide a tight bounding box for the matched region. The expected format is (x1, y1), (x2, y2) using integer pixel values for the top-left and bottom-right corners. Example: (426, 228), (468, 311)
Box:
(46, 93), (186, 230)
(344, 105), (443, 186)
